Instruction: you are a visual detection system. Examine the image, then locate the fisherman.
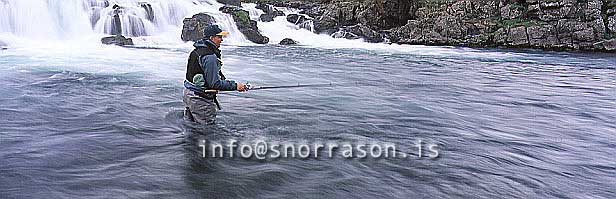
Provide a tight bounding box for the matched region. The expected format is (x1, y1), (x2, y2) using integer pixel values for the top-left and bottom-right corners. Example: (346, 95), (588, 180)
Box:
(183, 25), (248, 125)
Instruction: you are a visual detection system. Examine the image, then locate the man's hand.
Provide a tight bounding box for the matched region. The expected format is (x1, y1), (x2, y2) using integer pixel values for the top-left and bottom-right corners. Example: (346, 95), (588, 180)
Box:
(237, 83), (248, 92)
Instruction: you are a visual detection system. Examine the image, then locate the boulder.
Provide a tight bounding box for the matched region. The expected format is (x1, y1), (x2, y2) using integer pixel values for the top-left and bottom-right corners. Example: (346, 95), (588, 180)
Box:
(389, 20), (424, 44)
(101, 35), (134, 46)
(220, 6), (269, 44)
(216, 0), (240, 6)
(279, 38), (297, 45)
(257, 3), (284, 22)
(507, 26), (529, 46)
(334, 24), (383, 43)
(287, 14), (307, 24)
(527, 25), (559, 47)
(109, 5), (122, 36)
(593, 39), (616, 52)
(181, 13), (216, 42)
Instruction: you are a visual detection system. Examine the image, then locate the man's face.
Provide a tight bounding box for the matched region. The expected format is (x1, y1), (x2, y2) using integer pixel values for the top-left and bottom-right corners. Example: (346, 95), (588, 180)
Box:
(210, 35), (223, 47)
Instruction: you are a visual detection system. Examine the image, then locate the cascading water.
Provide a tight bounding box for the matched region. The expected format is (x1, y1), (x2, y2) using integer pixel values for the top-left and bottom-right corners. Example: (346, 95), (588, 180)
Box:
(0, 0), (249, 44)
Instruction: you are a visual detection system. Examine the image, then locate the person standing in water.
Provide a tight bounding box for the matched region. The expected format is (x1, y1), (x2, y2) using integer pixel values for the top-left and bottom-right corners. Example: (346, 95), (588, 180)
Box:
(183, 25), (248, 125)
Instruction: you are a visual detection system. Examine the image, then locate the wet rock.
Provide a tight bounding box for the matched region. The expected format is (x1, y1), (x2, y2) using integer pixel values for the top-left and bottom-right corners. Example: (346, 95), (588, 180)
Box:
(220, 6), (269, 44)
(140, 3), (154, 21)
(507, 26), (529, 46)
(181, 13), (216, 42)
(334, 24), (383, 43)
(257, 3), (284, 22)
(279, 38), (297, 45)
(527, 25), (559, 47)
(389, 20), (424, 44)
(287, 14), (307, 24)
(286, 14), (317, 31)
(593, 39), (616, 52)
(109, 5), (122, 36)
(101, 35), (134, 46)
(263, 0), (616, 52)
(216, 0), (240, 6)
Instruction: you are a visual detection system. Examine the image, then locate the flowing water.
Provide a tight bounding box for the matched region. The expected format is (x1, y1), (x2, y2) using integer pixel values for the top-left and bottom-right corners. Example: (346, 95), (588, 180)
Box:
(1, 0), (615, 198)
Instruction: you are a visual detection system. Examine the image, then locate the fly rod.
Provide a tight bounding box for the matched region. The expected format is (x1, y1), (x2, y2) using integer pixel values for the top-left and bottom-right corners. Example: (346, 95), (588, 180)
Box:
(202, 82), (338, 93)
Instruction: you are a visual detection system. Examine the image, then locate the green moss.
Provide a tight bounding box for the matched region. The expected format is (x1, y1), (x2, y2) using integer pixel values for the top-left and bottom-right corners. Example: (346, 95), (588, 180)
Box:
(234, 11), (250, 26)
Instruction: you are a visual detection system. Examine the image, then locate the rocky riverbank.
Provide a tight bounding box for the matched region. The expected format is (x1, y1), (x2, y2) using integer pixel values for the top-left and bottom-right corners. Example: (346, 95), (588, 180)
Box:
(236, 0), (616, 52)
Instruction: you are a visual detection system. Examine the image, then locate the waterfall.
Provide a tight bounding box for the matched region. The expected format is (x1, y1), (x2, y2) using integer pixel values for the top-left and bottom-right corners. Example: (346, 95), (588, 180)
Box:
(0, 0), (248, 44)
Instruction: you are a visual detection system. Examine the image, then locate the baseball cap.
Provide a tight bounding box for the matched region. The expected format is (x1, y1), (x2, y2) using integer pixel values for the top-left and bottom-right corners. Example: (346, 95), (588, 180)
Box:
(203, 25), (230, 37)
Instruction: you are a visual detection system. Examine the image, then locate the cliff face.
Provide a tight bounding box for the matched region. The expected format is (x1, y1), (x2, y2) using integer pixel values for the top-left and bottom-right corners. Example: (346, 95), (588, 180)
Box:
(245, 0), (616, 52)
(388, 0), (616, 51)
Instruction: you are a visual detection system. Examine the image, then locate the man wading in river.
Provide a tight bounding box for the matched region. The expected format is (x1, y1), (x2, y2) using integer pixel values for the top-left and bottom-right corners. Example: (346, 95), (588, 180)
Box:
(183, 25), (248, 124)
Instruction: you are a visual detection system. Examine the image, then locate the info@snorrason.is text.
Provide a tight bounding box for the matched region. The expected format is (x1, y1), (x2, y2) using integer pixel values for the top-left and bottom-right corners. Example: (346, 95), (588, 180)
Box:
(198, 139), (439, 159)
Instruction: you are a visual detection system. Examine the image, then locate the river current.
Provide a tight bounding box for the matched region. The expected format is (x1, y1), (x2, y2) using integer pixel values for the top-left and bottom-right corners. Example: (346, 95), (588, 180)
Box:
(1, 43), (614, 198)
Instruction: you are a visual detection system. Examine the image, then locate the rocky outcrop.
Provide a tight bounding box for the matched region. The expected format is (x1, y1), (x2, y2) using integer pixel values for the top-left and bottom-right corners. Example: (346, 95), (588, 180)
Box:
(242, 0), (320, 10)
(181, 13), (216, 42)
(332, 24), (384, 42)
(279, 38), (298, 45)
(256, 2), (285, 22)
(390, 0), (614, 51)
(256, 0), (616, 52)
(220, 6), (269, 44)
(101, 35), (134, 46)
(216, 0), (241, 6)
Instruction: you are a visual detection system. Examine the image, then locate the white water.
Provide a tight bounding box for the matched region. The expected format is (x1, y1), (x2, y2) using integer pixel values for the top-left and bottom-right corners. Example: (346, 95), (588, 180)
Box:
(0, 1), (561, 81)
(0, 0), (247, 44)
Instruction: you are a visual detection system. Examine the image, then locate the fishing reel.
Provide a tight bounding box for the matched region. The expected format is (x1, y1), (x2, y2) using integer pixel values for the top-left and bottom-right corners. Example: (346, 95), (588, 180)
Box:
(245, 83), (253, 90)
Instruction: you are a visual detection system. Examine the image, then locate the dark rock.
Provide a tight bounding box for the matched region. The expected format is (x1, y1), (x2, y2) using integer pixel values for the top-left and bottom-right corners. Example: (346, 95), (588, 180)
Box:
(300, 6), (324, 19)
(216, 0), (240, 6)
(593, 39), (616, 52)
(219, 5), (243, 14)
(260, 0), (616, 52)
(140, 3), (154, 21)
(331, 30), (360, 40)
(356, 0), (416, 30)
(279, 38), (297, 45)
(256, 3), (285, 22)
(220, 6), (269, 44)
(334, 24), (383, 43)
(390, 20), (424, 44)
(507, 26), (529, 46)
(260, 14), (275, 22)
(287, 14), (307, 24)
(109, 5), (122, 36)
(101, 35), (134, 46)
(181, 13), (216, 42)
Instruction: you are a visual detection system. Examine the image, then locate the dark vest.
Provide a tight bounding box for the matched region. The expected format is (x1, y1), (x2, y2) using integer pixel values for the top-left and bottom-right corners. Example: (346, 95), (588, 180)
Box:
(185, 42), (226, 86)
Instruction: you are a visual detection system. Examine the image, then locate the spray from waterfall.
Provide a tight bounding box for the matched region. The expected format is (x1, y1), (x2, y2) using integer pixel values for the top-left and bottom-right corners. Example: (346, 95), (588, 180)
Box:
(0, 0), (248, 44)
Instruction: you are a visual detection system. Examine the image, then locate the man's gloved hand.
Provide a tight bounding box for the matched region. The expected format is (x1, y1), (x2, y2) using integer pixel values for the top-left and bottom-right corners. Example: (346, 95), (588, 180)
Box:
(237, 82), (248, 92)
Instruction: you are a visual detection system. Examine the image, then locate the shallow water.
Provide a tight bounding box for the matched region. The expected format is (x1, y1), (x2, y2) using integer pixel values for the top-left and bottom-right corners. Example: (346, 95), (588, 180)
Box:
(1, 45), (615, 198)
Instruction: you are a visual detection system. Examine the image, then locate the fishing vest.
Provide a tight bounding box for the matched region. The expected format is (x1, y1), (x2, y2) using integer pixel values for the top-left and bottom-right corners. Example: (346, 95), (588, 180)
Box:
(185, 46), (226, 85)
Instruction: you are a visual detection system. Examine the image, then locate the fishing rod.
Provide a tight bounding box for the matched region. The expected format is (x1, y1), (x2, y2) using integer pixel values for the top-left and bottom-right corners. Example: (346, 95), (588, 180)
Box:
(202, 82), (337, 93)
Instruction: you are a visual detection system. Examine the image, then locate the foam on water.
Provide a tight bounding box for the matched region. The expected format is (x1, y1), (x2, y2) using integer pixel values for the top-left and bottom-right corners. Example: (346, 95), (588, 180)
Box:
(2, 1), (610, 82)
